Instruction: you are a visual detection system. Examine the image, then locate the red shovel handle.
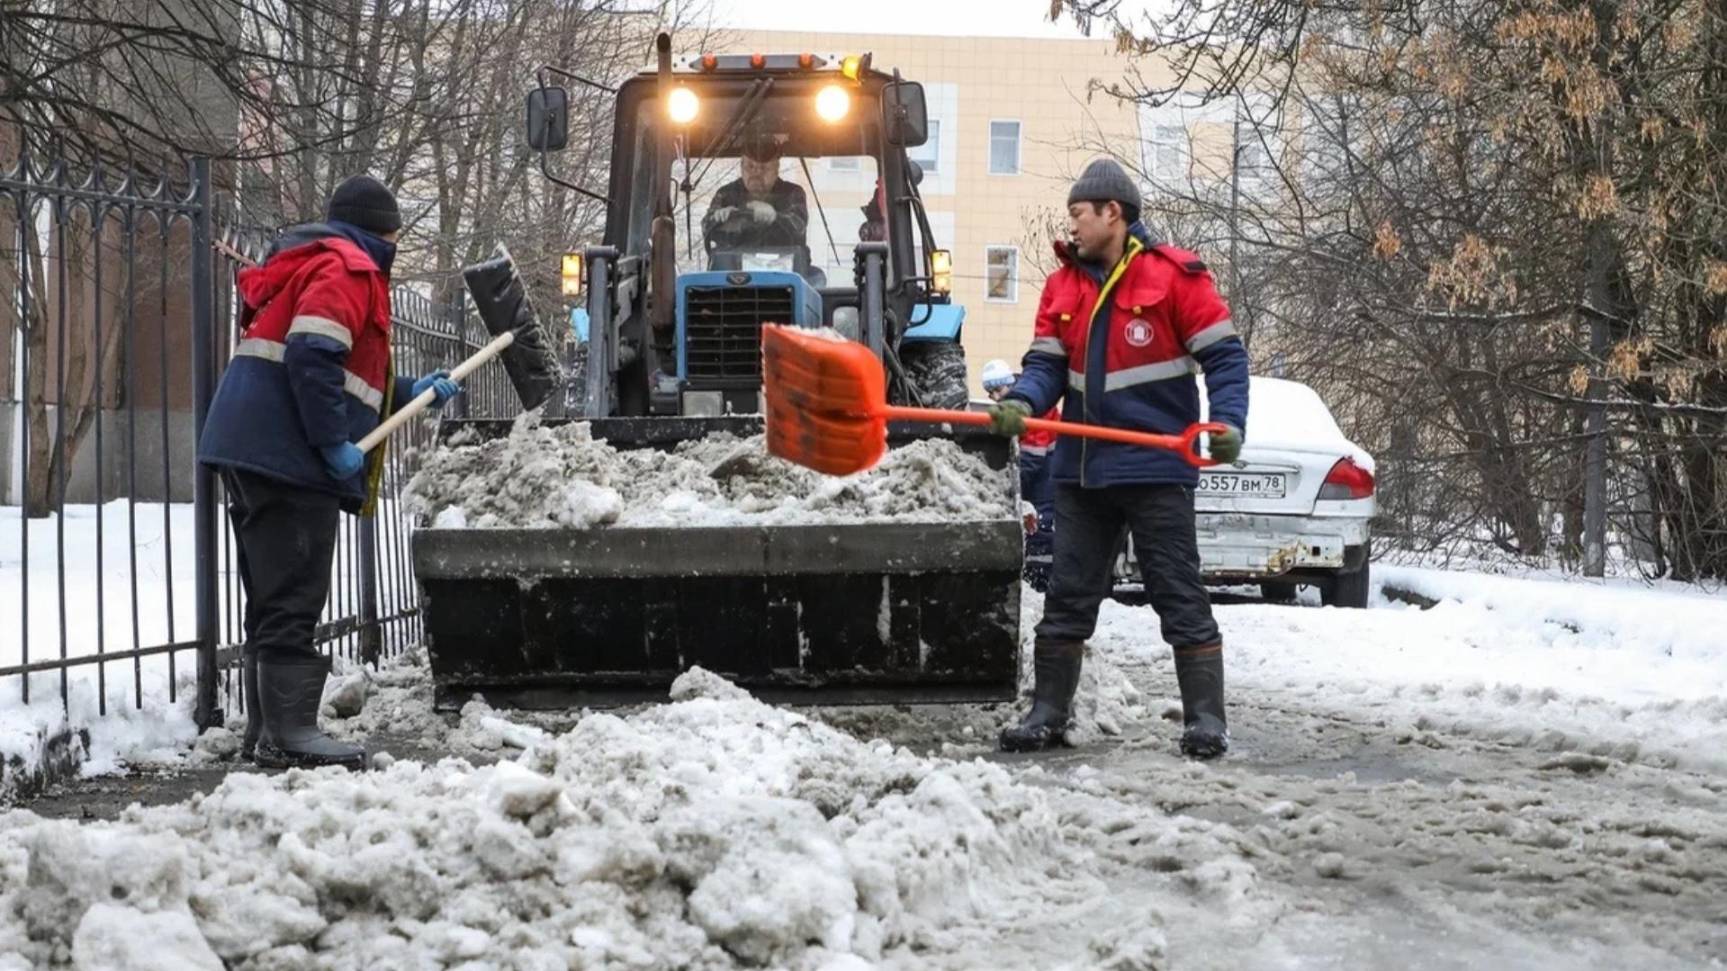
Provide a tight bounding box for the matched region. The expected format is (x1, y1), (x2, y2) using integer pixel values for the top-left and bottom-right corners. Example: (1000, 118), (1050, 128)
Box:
(881, 407), (1229, 468)
(1022, 417), (1229, 467)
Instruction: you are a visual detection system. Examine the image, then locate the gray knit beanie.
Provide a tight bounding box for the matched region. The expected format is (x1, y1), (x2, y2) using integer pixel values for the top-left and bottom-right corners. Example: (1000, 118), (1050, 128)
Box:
(1067, 158), (1141, 212)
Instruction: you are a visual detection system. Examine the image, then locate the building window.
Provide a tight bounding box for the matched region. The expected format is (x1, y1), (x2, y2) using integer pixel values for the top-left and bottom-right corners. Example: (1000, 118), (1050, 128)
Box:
(1148, 124), (1187, 180)
(985, 246), (1019, 302)
(908, 119), (941, 174)
(989, 120), (1021, 175)
(1236, 135), (1268, 187)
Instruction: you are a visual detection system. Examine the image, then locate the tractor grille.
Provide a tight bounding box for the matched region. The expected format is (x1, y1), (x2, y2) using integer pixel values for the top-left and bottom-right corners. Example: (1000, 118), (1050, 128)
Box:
(684, 285), (795, 386)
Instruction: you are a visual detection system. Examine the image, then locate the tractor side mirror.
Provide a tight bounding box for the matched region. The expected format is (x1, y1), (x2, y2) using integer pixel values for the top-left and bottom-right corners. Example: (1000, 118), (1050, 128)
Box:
(883, 81), (928, 147)
(526, 86), (570, 152)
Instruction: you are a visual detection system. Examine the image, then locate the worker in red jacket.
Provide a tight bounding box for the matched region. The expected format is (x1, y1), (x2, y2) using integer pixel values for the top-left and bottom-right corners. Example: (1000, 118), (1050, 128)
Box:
(982, 359), (1056, 591)
(198, 175), (461, 770)
(988, 159), (1248, 759)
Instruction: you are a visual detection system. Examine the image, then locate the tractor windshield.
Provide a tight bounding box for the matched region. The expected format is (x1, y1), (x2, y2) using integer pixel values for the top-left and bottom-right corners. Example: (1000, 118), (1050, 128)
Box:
(625, 88), (887, 290)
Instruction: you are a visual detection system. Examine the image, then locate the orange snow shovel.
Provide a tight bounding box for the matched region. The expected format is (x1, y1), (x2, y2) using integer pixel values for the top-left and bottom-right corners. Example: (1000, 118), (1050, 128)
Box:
(761, 324), (1229, 476)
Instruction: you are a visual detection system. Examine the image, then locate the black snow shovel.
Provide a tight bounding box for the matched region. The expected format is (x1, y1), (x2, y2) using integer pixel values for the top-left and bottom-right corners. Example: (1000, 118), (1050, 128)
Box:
(357, 245), (563, 453)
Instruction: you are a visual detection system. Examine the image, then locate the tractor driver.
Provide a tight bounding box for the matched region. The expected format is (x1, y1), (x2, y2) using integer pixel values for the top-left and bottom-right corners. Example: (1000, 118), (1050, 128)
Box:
(702, 134), (810, 253)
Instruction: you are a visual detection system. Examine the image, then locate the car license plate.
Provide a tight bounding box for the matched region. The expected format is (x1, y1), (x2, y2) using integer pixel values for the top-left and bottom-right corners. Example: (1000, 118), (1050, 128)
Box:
(1197, 472), (1286, 498)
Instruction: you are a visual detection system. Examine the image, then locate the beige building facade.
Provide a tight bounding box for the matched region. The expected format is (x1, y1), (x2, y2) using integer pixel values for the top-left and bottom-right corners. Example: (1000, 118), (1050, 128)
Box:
(728, 30), (1175, 393)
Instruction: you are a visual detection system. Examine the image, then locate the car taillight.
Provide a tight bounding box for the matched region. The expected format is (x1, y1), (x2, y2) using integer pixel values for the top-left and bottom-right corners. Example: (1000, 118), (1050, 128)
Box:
(1319, 457), (1374, 500)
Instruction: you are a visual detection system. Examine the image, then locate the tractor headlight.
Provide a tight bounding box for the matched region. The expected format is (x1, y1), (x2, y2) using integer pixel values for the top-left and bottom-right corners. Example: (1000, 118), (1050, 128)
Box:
(668, 86), (700, 124)
(815, 85), (850, 123)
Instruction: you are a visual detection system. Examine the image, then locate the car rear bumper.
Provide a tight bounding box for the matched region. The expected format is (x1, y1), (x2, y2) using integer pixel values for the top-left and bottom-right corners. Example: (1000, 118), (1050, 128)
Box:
(1195, 513), (1371, 579)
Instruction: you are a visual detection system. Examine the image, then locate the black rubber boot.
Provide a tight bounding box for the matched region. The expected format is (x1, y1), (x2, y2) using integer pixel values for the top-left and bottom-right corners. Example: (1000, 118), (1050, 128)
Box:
(255, 655), (367, 770)
(1174, 643), (1228, 760)
(999, 640), (1084, 752)
(240, 647), (262, 761)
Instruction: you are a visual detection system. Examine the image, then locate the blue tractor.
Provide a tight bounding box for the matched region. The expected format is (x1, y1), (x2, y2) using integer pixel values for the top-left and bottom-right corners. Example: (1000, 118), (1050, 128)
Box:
(411, 35), (1021, 708)
(553, 44), (969, 418)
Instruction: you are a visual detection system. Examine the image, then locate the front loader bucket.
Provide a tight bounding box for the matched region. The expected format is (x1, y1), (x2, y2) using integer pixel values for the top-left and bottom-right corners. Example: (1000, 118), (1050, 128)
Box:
(412, 416), (1022, 709)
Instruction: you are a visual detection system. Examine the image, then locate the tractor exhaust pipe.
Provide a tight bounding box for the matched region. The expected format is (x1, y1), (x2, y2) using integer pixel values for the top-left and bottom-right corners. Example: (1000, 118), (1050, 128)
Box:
(650, 32), (677, 359)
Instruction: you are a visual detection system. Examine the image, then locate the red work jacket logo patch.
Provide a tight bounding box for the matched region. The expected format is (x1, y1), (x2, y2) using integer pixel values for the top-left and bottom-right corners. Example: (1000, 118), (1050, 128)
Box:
(1124, 318), (1155, 347)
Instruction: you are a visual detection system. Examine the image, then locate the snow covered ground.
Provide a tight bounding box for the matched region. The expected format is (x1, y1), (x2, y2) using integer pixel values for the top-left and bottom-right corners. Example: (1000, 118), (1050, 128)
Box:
(0, 502), (202, 781)
(1, 500), (400, 781)
(3, 564), (1725, 968)
(1247, 565), (1727, 773)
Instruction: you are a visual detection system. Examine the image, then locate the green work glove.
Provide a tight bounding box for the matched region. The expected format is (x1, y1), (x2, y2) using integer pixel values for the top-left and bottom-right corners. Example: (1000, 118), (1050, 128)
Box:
(988, 399), (1032, 437)
(1210, 424), (1243, 464)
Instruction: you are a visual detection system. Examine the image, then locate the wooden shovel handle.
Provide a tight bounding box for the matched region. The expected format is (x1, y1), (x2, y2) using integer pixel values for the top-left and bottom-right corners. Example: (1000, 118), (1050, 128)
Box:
(880, 406), (1228, 468)
(356, 330), (516, 453)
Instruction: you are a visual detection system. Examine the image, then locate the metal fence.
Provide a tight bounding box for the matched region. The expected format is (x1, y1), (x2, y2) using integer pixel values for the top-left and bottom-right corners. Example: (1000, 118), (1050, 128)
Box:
(2, 152), (515, 735)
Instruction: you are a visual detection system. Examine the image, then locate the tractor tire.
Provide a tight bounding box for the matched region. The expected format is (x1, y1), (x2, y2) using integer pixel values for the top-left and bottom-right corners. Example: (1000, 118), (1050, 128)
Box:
(1321, 541), (1372, 609)
(900, 341), (970, 411)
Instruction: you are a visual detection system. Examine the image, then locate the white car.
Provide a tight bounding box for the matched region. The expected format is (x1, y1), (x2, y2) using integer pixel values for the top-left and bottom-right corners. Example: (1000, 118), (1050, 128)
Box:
(1116, 376), (1377, 607)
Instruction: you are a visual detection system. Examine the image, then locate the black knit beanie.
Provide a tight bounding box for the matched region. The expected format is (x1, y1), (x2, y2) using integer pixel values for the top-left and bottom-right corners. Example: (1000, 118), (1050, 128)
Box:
(327, 175), (402, 235)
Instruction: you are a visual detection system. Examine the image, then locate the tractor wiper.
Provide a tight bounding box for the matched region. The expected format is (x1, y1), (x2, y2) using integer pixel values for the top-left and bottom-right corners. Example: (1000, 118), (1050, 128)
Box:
(678, 78), (774, 259)
(686, 78), (774, 195)
(798, 156), (843, 268)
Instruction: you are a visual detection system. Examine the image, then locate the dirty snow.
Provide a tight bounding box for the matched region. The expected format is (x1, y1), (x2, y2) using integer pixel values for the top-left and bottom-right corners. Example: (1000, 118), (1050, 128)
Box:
(0, 656), (1253, 970)
(404, 413), (1012, 529)
(5, 566), (1727, 966)
(7, 517), (1727, 968)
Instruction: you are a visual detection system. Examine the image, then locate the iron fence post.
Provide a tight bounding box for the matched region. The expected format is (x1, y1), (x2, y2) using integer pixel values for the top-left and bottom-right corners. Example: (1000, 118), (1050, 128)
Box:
(190, 157), (222, 730)
(449, 287), (470, 418)
(359, 516), (381, 665)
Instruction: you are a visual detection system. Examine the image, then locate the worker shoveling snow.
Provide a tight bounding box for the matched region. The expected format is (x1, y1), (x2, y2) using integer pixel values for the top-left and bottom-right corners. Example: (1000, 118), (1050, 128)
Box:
(404, 412), (1013, 529)
(0, 659), (1248, 971)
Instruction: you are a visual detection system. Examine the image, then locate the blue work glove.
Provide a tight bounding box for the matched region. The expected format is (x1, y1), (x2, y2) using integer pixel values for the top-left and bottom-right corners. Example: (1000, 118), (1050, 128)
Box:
(987, 399), (1032, 437)
(411, 370), (462, 408)
(1210, 424), (1244, 464)
(319, 442), (365, 481)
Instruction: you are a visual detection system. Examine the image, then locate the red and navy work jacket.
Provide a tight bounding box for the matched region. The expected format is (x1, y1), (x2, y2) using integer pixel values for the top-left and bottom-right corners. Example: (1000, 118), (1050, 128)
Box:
(1020, 408), (1060, 457)
(197, 224), (414, 511)
(1005, 223), (1249, 487)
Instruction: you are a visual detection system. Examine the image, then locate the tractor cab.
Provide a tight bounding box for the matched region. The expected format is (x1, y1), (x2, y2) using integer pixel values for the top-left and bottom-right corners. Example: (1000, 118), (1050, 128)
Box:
(528, 44), (969, 419)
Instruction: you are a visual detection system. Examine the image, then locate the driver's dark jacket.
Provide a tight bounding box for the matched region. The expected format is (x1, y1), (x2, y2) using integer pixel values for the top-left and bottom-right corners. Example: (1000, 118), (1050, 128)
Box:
(702, 178), (809, 249)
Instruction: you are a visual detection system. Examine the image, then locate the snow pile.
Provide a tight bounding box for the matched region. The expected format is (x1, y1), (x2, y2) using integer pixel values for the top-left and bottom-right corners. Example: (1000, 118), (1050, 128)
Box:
(405, 413), (1012, 529)
(1378, 564), (1727, 665)
(2, 674), (198, 790)
(0, 674), (1257, 969)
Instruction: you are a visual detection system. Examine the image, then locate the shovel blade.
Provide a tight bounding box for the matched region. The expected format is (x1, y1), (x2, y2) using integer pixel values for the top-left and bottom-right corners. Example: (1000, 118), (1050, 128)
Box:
(462, 249), (563, 411)
(760, 324), (888, 475)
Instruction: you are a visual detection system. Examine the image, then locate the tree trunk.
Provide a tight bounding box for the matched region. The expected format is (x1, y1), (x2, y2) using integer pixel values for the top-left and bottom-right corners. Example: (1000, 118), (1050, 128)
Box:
(1668, 381), (1727, 581)
(1560, 407), (1586, 566)
(16, 198), (135, 516)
